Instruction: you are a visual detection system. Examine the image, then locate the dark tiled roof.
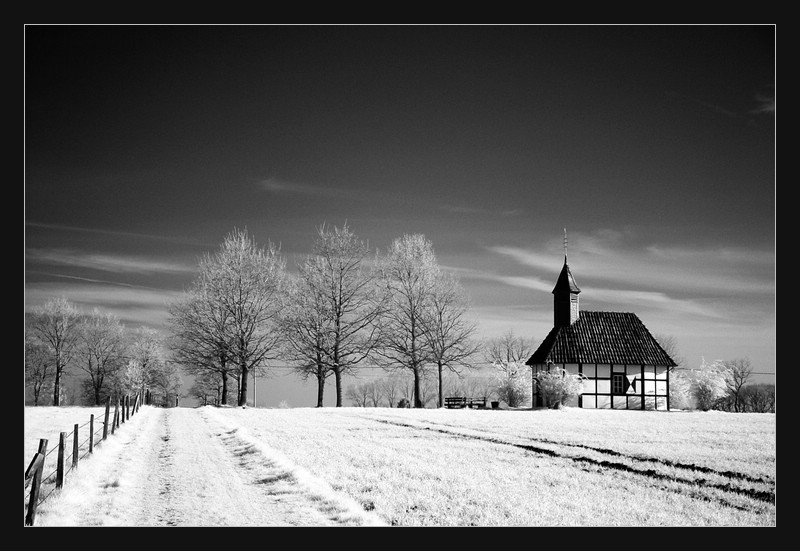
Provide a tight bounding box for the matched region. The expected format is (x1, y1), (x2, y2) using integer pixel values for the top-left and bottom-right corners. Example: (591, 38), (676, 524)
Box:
(552, 259), (581, 294)
(526, 311), (677, 367)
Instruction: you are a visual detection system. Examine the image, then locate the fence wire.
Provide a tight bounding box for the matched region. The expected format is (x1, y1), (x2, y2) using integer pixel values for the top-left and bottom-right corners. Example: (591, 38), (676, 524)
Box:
(24, 397), (144, 524)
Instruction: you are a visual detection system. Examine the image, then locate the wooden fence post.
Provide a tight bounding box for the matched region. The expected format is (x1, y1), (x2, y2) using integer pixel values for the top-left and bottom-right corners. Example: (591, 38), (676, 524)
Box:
(103, 397), (110, 440)
(112, 400), (119, 434)
(89, 414), (94, 453)
(72, 424), (79, 469)
(56, 432), (66, 488)
(24, 439), (48, 526)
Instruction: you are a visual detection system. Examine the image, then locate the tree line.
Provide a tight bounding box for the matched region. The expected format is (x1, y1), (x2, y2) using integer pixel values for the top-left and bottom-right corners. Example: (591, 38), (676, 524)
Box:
(169, 225), (482, 408)
(669, 357), (775, 413)
(24, 298), (180, 406)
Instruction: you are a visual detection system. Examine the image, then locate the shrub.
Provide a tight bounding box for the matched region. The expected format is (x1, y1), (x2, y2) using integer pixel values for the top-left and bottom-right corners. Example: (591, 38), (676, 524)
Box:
(491, 361), (531, 408)
(689, 359), (727, 411)
(668, 370), (693, 410)
(536, 367), (585, 409)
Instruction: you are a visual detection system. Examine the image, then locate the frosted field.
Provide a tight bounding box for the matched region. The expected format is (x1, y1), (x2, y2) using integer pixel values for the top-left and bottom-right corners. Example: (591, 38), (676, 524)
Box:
(24, 405), (776, 526)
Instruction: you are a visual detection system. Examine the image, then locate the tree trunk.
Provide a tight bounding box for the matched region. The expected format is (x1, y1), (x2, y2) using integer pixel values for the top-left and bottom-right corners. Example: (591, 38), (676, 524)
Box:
(53, 366), (62, 406)
(239, 365), (249, 406)
(334, 369), (343, 407)
(413, 368), (422, 408)
(437, 362), (444, 408)
(316, 373), (325, 407)
(221, 371), (229, 406)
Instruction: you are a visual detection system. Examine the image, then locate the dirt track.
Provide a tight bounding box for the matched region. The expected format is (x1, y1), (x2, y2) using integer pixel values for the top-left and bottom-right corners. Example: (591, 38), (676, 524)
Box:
(37, 407), (368, 526)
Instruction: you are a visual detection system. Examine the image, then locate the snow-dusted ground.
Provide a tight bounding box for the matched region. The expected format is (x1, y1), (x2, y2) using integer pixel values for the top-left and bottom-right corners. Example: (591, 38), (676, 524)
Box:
(25, 406), (383, 526)
(25, 404), (775, 527)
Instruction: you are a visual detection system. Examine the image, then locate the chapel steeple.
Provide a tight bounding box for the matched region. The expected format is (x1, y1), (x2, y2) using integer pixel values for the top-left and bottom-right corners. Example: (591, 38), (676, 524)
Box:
(552, 229), (580, 327)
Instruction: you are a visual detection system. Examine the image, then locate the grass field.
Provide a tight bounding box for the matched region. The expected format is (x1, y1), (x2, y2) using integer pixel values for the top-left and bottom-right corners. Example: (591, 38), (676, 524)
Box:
(24, 405), (776, 526)
(206, 406), (776, 526)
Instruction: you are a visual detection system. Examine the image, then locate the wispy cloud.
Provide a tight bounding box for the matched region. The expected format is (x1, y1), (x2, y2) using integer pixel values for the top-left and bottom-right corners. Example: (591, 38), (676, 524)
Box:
(258, 178), (349, 198)
(24, 221), (204, 245)
(666, 90), (775, 121)
(24, 270), (163, 290)
(439, 205), (524, 217)
(25, 282), (181, 329)
(25, 248), (195, 275)
(751, 92), (775, 114)
(487, 234), (774, 298)
(257, 177), (410, 207)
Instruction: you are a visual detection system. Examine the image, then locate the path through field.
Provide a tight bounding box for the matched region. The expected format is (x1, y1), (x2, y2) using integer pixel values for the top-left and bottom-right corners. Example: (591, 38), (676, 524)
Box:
(33, 407), (382, 526)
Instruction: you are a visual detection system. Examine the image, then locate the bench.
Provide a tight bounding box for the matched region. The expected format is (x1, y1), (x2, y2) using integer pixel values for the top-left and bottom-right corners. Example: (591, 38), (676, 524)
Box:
(444, 396), (487, 409)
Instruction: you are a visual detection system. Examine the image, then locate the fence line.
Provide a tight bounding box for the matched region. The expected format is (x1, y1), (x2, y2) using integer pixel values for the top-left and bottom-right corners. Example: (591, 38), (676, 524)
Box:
(24, 391), (148, 526)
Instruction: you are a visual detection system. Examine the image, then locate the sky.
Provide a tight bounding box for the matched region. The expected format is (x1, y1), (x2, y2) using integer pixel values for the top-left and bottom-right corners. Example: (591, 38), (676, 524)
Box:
(24, 25), (776, 406)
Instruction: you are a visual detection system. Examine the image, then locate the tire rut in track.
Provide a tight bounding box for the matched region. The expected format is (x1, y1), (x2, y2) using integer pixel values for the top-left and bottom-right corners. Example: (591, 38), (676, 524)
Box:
(358, 414), (775, 512)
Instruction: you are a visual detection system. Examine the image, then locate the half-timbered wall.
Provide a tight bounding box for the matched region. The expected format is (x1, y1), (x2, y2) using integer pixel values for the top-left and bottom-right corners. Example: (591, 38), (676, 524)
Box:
(532, 363), (670, 410)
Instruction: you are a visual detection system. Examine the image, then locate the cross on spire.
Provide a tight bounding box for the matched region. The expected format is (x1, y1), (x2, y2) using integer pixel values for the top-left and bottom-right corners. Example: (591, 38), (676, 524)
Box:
(563, 228), (568, 261)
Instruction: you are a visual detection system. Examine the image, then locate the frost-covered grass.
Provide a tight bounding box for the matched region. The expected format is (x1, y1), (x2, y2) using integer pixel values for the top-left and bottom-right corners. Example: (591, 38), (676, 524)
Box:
(24, 406), (109, 470)
(24, 405), (776, 527)
(207, 406), (776, 526)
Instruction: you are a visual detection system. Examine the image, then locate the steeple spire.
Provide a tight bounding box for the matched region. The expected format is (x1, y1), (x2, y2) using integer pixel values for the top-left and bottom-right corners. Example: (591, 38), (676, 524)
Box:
(553, 231), (580, 327)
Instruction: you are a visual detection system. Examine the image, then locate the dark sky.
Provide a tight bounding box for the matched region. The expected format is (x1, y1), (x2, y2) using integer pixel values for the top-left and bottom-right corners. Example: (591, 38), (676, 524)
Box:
(25, 25), (775, 404)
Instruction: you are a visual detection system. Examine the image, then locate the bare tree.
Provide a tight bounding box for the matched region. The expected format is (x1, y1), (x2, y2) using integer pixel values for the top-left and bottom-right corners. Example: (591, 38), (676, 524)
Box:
(654, 333), (685, 369)
(128, 327), (166, 396)
(281, 271), (333, 407)
(374, 234), (438, 408)
(462, 372), (495, 402)
(723, 357), (754, 413)
(76, 309), (127, 405)
(197, 228), (286, 406)
(483, 330), (536, 365)
(168, 282), (237, 405)
(283, 224), (383, 407)
(28, 297), (82, 406)
(345, 381), (370, 407)
(366, 379), (384, 407)
(190, 369), (224, 405)
(742, 383), (775, 413)
(418, 371), (439, 407)
(422, 271), (479, 407)
(24, 326), (52, 406)
(146, 359), (183, 406)
(380, 373), (405, 407)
